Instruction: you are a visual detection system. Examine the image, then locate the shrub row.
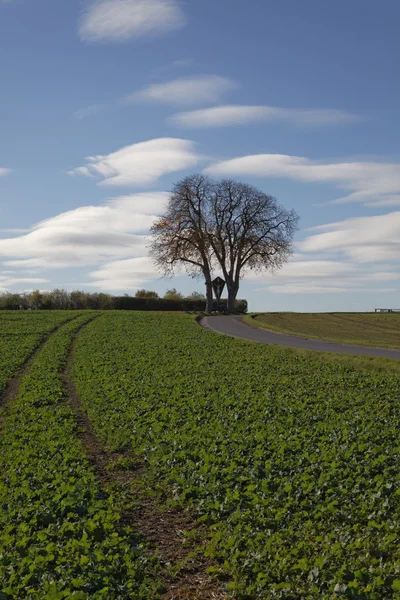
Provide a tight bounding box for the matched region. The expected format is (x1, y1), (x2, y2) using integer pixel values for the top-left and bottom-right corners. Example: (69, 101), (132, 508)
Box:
(112, 296), (248, 313)
(0, 291), (247, 313)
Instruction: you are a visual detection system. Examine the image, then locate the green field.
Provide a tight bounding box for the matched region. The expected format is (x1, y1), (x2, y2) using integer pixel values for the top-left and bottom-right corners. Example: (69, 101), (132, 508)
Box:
(245, 312), (400, 349)
(1, 311), (400, 598)
(0, 311), (79, 395)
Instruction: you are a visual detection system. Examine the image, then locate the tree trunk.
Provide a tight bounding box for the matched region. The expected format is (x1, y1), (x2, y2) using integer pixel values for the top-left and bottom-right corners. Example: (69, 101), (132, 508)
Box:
(205, 279), (213, 312)
(227, 286), (237, 313)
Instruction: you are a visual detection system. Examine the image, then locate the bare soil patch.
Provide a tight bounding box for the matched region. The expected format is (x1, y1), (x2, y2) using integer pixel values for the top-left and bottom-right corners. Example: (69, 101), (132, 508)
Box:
(64, 330), (227, 600)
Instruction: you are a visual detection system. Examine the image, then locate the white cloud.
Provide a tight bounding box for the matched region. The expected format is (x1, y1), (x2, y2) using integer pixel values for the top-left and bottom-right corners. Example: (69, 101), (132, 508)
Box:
(125, 75), (237, 106)
(0, 168), (11, 177)
(170, 105), (361, 128)
(0, 228), (31, 234)
(268, 284), (352, 295)
(0, 193), (168, 269)
(267, 283), (397, 295)
(247, 212), (399, 295)
(88, 256), (158, 290)
(248, 260), (357, 282)
(299, 211), (400, 264)
(205, 153), (400, 207)
(68, 138), (200, 186)
(79, 0), (186, 43)
(0, 275), (48, 293)
(245, 224), (400, 295)
(74, 104), (108, 120)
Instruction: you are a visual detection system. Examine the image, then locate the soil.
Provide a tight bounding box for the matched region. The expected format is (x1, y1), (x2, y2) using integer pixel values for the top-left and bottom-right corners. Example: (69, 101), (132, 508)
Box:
(64, 328), (228, 600)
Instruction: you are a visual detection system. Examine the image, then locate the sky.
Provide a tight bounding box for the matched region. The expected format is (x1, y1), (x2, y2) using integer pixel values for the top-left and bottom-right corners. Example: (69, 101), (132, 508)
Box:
(0, 0), (399, 312)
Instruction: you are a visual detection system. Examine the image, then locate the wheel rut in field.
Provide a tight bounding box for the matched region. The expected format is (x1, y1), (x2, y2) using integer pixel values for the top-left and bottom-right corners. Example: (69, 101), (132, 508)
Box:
(64, 326), (228, 600)
(0, 315), (81, 426)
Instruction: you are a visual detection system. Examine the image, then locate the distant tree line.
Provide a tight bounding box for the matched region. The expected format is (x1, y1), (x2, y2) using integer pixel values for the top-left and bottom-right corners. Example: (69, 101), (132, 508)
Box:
(0, 289), (247, 313)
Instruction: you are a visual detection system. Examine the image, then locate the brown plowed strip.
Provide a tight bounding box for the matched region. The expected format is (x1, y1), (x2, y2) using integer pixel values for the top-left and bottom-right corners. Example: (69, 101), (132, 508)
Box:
(64, 328), (228, 600)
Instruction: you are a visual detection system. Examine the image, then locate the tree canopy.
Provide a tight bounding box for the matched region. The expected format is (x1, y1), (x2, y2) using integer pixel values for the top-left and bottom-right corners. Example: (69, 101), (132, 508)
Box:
(150, 174), (299, 312)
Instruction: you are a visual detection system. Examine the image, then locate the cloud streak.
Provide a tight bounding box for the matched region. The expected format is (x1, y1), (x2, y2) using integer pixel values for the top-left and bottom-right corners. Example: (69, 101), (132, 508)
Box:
(1, 192), (399, 296)
(248, 257), (400, 295)
(79, 0), (186, 43)
(88, 256), (158, 290)
(205, 153), (400, 207)
(125, 75), (237, 106)
(244, 211), (400, 295)
(0, 275), (48, 293)
(0, 193), (168, 270)
(68, 138), (201, 186)
(299, 211), (400, 263)
(74, 104), (108, 120)
(170, 105), (361, 128)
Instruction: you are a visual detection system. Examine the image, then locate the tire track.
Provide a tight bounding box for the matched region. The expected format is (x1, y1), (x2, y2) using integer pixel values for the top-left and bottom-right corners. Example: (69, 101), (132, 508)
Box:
(0, 314), (82, 422)
(64, 320), (228, 600)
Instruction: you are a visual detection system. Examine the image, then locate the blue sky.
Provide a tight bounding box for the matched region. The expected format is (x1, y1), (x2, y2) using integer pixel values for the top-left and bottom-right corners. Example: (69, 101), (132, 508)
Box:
(0, 0), (399, 311)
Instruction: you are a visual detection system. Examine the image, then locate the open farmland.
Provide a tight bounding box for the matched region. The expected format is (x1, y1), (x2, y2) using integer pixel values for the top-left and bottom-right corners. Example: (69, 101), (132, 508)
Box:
(0, 313), (160, 599)
(71, 312), (400, 599)
(0, 311), (79, 396)
(1, 311), (400, 598)
(246, 312), (400, 349)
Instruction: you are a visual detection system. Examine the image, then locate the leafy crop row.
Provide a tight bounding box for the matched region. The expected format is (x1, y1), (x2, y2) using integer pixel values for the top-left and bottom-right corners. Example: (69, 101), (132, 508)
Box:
(0, 314), (160, 599)
(0, 311), (79, 396)
(71, 312), (400, 599)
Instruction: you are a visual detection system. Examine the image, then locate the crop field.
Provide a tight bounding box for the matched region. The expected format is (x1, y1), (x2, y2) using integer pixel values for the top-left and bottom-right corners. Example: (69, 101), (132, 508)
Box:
(0, 311), (79, 396)
(1, 311), (400, 598)
(0, 312), (159, 599)
(245, 312), (400, 349)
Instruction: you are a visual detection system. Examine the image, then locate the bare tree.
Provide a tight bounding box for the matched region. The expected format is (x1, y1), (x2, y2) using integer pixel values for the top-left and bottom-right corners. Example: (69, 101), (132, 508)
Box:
(150, 174), (215, 312)
(209, 180), (299, 312)
(150, 175), (299, 313)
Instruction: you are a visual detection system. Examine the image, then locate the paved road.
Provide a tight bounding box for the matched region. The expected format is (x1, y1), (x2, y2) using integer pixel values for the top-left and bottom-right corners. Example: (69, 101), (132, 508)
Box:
(201, 315), (400, 359)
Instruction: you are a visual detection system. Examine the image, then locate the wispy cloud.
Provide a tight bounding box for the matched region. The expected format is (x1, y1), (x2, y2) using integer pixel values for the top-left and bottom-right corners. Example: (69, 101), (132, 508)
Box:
(0, 193), (170, 291)
(124, 75), (237, 106)
(88, 256), (158, 290)
(299, 211), (400, 263)
(0, 228), (31, 235)
(73, 104), (108, 120)
(267, 283), (397, 295)
(0, 275), (49, 293)
(247, 255), (400, 295)
(170, 105), (361, 128)
(151, 58), (194, 78)
(68, 138), (201, 186)
(205, 153), (400, 207)
(0, 168), (12, 177)
(79, 0), (186, 43)
(0, 193), (167, 270)
(243, 211), (400, 295)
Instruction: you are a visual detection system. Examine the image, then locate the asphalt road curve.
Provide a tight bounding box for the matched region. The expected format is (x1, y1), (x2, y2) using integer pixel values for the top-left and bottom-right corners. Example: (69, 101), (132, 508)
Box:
(200, 315), (400, 359)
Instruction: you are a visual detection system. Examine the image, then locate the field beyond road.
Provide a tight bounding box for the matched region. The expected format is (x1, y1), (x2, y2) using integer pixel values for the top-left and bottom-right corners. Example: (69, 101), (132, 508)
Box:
(246, 312), (400, 349)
